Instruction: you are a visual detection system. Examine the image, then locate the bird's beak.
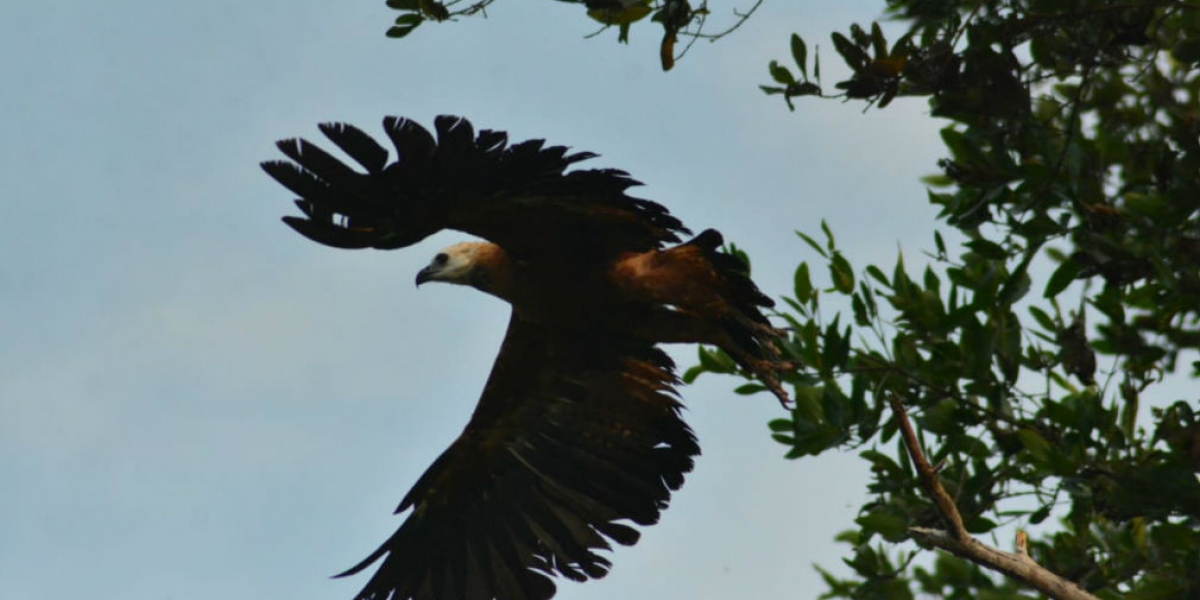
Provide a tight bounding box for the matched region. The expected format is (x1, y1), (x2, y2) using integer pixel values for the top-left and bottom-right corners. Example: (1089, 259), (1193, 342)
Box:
(415, 266), (436, 287)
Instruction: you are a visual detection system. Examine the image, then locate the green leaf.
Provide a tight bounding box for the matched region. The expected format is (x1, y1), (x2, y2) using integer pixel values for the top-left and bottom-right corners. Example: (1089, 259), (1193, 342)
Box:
(768, 60), (795, 85)
(822, 317), (851, 373)
(877, 88), (897, 109)
(793, 385), (825, 424)
(1014, 212), (1065, 238)
(919, 398), (959, 435)
(860, 449), (903, 478)
(1028, 306), (1057, 333)
(821, 383), (848, 429)
(791, 34), (808, 79)
(921, 173), (955, 187)
(1029, 505), (1051, 524)
(831, 31), (868, 69)
(855, 508), (909, 542)
(965, 239), (1007, 260)
(960, 316), (993, 377)
(830, 252), (855, 294)
(923, 265), (940, 294)
(794, 262), (814, 303)
(859, 281), (878, 318)
(768, 418), (792, 433)
(587, 3), (652, 26)
(998, 269), (1031, 306)
(964, 515), (998, 534)
(1015, 429), (1052, 463)
(820, 219), (837, 250)
(696, 346), (736, 375)
(796, 230), (828, 258)
(781, 296), (808, 318)
(1172, 38), (1200, 65)
(734, 383), (767, 395)
(852, 293), (869, 326)
(940, 127), (970, 159)
(771, 433), (795, 446)
(1044, 258), (1083, 299)
(1120, 380), (1139, 439)
(386, 13), (424, 38)
(866, 265), (889, 286)
(892, 252), (907, 294)
(870, 22), (887, 60)
(849, 23), (870, 49)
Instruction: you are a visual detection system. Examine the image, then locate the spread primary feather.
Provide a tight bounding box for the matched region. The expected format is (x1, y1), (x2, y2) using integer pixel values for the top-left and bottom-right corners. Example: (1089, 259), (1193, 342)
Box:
(263, 115), (787, 600)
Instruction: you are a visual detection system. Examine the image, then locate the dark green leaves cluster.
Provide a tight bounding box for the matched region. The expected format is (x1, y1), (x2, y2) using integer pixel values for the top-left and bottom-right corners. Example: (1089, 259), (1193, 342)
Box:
(709, 1), (1200, 598)
(760, 34), (823, 110)
(383, 0), (453, 39)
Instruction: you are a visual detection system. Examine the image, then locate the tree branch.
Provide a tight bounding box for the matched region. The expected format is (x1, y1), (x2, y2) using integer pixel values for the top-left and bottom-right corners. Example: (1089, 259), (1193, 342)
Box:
(886, 396), (1101, 600)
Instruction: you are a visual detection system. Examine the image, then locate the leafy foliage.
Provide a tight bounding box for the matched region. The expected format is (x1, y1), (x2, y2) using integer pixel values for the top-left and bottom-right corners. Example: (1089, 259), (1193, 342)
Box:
(696, 1), (1200, 598)
(381, 0), (758, 70)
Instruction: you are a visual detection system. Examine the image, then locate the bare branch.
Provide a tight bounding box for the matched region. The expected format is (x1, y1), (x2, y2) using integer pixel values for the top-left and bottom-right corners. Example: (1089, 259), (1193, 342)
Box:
(887, 396), (1101, 600)
(886, 395), (968, 539)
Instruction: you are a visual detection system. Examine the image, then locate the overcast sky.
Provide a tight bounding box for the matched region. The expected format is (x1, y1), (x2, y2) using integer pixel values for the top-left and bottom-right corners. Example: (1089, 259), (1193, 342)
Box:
(0, 2), (955, 599)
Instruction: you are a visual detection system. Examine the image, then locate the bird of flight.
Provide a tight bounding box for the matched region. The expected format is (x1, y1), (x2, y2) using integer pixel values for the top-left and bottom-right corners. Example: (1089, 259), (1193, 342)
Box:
(262, 115), (787, 600)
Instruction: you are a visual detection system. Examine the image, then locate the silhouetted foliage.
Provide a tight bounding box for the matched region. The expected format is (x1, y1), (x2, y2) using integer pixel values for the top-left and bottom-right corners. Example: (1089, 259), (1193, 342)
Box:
(381, 0), (762, 70)
(693, 2), (1199, 598)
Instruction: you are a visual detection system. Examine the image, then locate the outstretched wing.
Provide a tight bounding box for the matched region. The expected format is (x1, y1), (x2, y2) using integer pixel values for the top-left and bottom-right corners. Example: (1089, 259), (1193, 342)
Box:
(340, 313), (699, 600)
(261, 115), (690, 262)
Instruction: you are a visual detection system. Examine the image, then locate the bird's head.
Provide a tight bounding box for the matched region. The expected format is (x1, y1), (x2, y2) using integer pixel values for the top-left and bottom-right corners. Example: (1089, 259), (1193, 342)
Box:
(415, 241), (513, 300)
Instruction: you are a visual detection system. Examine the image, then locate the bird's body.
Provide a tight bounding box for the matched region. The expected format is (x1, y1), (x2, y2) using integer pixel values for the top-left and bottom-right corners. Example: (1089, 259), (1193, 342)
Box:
(262, 116), (785, 600)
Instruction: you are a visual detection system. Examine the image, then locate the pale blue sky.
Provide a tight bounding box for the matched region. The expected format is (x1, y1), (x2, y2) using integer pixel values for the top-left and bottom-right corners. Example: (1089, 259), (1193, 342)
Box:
(0, 2), (952, 599)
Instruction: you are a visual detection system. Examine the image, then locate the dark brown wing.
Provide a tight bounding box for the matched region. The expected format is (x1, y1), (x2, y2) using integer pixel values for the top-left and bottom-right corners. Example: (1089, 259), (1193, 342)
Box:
(261, 116), (690, 262)
(339, 312), (699, 600)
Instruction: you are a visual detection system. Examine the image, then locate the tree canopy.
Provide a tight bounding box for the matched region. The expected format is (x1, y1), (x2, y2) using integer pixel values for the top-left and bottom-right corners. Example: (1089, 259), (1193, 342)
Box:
(383, 1), (1200, 598)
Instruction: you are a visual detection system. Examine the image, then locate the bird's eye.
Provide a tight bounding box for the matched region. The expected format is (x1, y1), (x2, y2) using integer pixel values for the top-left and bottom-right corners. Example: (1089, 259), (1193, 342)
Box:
(434, 252), (449, 265)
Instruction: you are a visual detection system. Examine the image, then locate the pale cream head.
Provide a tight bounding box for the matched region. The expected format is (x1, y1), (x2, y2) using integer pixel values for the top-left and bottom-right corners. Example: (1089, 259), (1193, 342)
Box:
(414, 241), (493, 287)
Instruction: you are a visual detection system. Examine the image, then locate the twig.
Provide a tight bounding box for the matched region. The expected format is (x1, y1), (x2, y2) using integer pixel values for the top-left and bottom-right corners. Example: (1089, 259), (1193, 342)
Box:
(684, 0), (762, 41)
(886, 396), (1101, 600)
